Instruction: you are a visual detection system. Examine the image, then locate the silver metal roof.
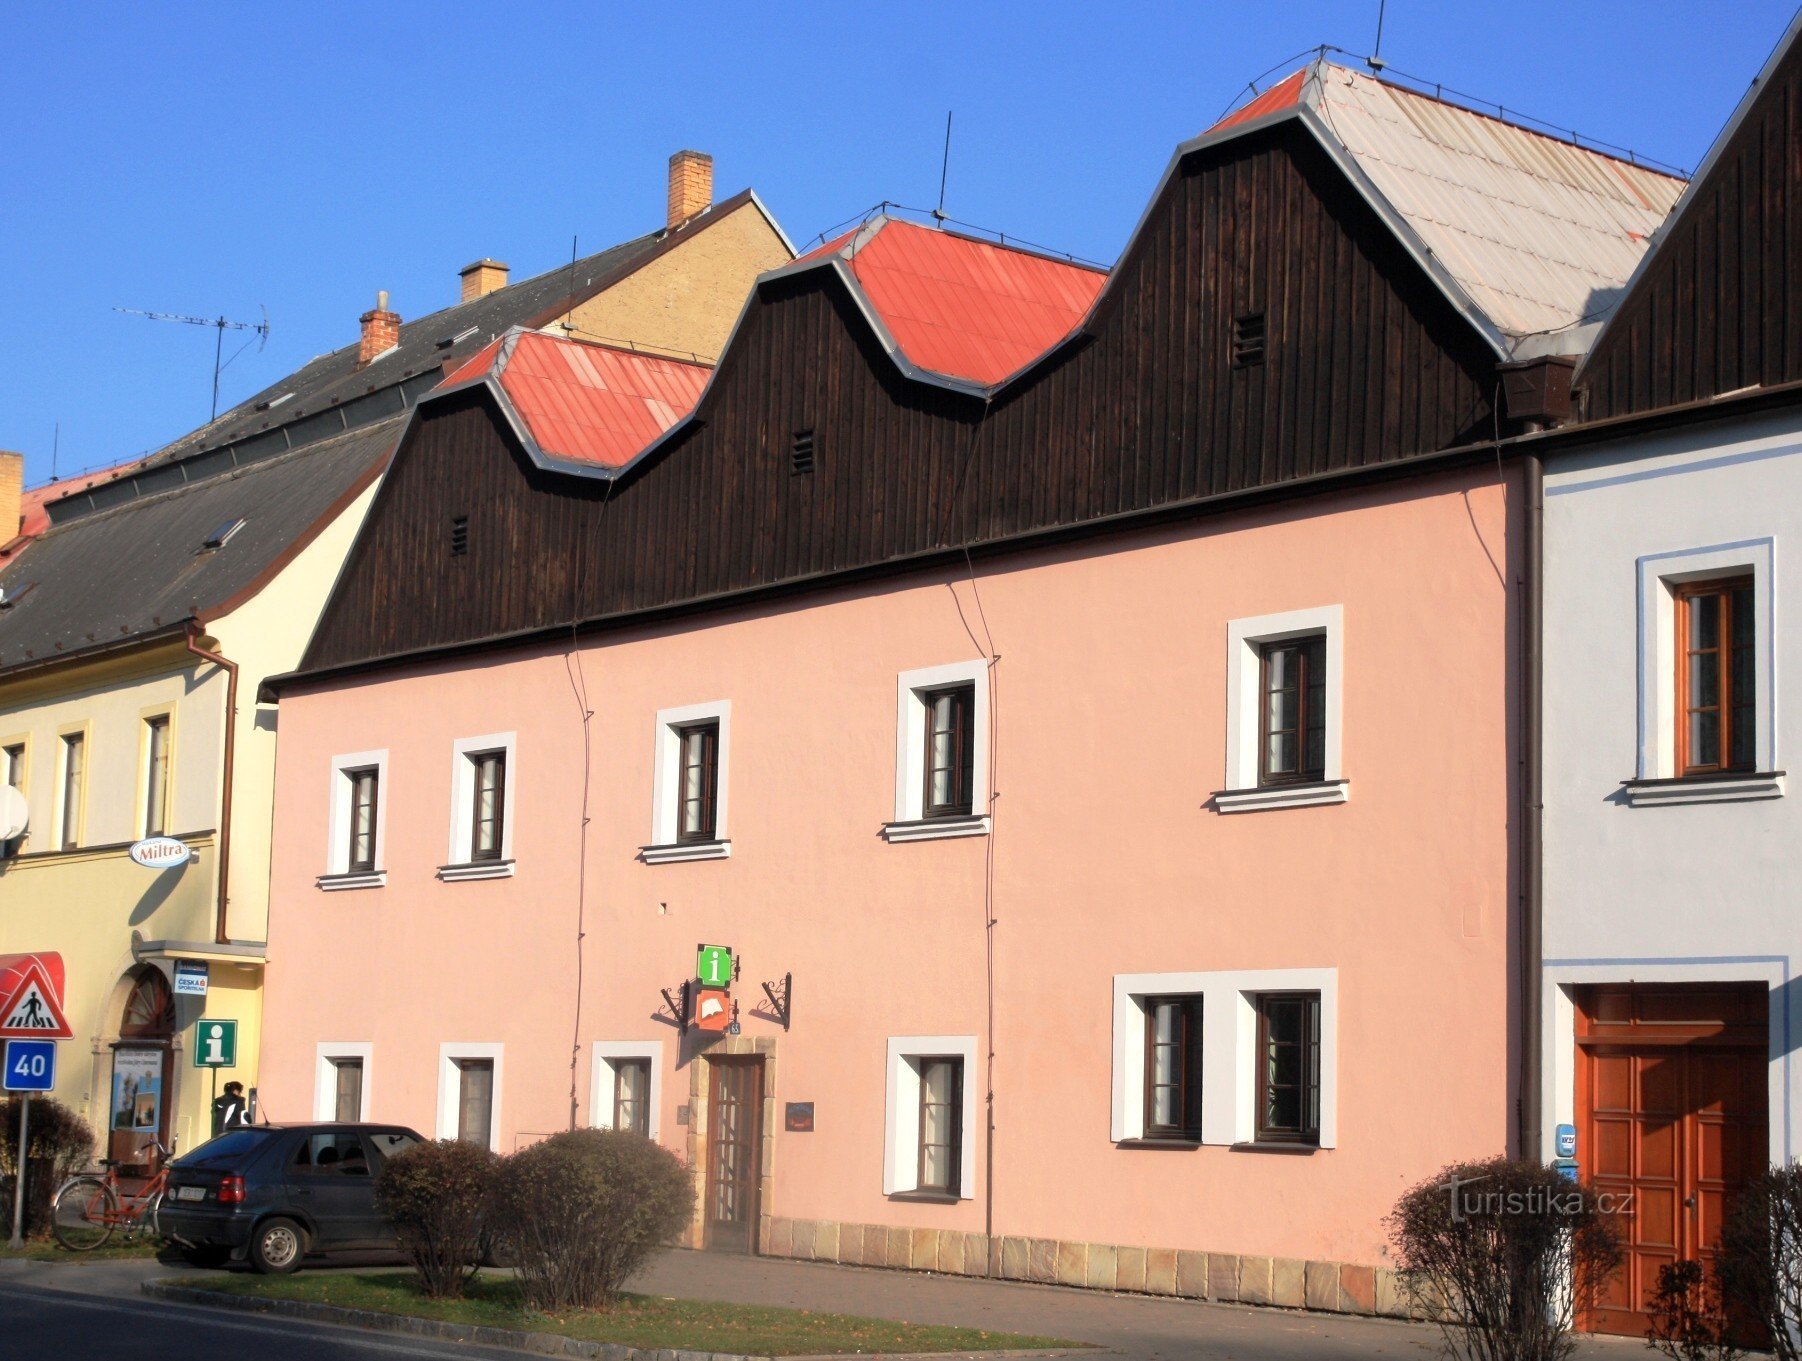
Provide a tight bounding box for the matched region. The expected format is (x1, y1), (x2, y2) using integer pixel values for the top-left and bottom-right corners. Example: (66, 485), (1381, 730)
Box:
(1303, 62), (1686, 347)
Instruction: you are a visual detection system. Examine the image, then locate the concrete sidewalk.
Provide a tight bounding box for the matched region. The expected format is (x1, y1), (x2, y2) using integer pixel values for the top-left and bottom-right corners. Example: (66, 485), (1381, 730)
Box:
(0, 1247), (1644, 1361)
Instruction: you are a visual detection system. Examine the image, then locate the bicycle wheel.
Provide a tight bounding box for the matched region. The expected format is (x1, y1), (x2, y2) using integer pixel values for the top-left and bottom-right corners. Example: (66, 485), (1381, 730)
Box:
(136, 1189), (164, 1240)
(51, 1176), (117, 1251)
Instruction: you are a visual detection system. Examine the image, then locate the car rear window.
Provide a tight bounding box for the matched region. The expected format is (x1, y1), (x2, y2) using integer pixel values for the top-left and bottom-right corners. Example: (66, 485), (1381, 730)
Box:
(172, 1128), (276, 1168)
(292, 1133), (372, 1176)
(368, 1132), (417, 1162)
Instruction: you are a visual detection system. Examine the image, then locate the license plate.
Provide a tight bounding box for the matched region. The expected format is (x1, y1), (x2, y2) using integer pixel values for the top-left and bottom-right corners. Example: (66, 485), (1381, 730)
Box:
(176, 1186), (205, 1201)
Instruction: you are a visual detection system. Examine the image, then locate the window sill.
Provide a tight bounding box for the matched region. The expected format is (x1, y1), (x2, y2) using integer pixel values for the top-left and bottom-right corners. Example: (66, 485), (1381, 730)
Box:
(881, 815), (990, 843)
(1211, 780), (1348, 814)
(639, 839), (731, 864)
(437, 859), (516, 882)
(887, 1189), (963, 1204)
(316, 870), (386, 891)
(1230, 1140), (1320, 1154)
(1620, 771), (1785, 806)
(1115, 1137), (1203, 1151)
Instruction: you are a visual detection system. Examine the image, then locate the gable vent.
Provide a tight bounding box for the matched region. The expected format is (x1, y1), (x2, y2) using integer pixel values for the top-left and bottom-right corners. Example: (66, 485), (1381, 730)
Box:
(450, 515), (469, 557)
(1231, 312), (1267, 369)
(790, 429), (816, 476)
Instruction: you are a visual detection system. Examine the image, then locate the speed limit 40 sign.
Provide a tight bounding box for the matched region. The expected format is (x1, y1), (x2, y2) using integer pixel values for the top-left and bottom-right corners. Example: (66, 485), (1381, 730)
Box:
(3, 1039), (56, 1092)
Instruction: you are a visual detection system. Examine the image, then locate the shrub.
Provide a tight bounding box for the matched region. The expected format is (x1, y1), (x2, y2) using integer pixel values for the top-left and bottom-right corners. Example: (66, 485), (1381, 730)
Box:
(373, 1139), (499, 1299)
(1647, 1259), (1742, 1361)
(0, 1096), (94, 1238)
(490, 1128), (694, 1312)
(1718, 1165), (1802, 1360)
(1386, 1157), (1623, 1361)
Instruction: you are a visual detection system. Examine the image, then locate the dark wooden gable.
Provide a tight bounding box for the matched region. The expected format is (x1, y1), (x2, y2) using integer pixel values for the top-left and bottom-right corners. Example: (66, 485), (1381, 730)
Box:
(299, 120), (1501, 677)
(1580, 33), (1802, 419)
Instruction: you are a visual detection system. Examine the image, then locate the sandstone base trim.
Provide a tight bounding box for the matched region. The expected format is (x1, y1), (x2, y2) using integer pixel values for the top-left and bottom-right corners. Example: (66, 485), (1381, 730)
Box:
(763, 1216), (1415, 1320)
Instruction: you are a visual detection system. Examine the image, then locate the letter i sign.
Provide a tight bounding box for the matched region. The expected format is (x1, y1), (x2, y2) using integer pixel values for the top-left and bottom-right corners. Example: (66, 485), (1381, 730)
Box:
(194, 1019), (238, 1069)
(696, 945), (733, 988)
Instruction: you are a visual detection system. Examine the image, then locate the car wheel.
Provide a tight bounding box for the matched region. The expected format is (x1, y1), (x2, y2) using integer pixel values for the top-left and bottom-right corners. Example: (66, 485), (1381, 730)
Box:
(249, 1217), (307, 1274)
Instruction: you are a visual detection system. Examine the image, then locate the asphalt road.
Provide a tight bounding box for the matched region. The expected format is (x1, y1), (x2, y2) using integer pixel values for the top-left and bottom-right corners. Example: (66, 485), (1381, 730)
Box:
(0, 1279), (540, 1361)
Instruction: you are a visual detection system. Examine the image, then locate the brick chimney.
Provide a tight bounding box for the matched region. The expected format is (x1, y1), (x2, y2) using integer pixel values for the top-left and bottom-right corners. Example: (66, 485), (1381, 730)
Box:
(458, 259), (510, 303)
(667, 150), (713, 228)
(0, 453), (21, 542)
(358, 290), (400, 367)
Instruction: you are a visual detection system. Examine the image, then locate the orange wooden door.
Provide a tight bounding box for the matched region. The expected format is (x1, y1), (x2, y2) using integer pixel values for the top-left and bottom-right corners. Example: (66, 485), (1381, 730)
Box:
(1577, 986), (1767, 1337)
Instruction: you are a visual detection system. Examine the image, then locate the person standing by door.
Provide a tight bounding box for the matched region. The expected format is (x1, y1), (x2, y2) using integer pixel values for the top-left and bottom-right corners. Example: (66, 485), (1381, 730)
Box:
(212, 1081), (250, 1136)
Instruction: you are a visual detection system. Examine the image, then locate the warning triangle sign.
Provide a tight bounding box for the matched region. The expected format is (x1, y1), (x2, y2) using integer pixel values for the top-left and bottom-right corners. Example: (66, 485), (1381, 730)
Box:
(0, 963), (73, 1039)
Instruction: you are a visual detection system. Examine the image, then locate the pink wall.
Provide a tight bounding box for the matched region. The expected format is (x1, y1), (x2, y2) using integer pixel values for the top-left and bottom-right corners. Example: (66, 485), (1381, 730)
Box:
(262, 465), (1517, 1266)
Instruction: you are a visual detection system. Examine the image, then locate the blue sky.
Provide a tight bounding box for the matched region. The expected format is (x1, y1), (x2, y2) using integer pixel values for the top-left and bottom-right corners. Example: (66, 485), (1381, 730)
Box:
(3, 2), (1794, 488)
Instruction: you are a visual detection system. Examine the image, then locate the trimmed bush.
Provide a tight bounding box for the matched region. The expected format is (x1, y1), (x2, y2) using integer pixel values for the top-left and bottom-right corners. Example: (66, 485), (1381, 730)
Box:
(373, 1138), (498, 1298)
(0, 1096), (94, 1238)
(1718, 1165), (1802, 1360)
(1647, 1259), (1742, 1361)
(490, 1128), (694, 1312)
(1386, 1156), (1623, 1361)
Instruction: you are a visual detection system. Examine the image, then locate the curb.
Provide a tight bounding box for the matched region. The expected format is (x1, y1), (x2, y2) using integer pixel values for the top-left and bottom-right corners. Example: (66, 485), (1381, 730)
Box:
(138, 1279), (1094, 1360)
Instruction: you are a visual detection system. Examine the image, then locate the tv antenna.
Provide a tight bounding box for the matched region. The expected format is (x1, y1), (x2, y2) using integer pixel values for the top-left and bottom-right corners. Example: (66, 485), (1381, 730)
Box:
(1367, 0), (1389, 73)
(933, 111), (953, 224)
(114, 305), (271, 422)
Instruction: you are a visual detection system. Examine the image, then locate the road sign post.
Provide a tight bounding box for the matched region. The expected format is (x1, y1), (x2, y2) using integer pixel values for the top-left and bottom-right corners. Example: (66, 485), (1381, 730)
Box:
(4, 1039), (56, 1252)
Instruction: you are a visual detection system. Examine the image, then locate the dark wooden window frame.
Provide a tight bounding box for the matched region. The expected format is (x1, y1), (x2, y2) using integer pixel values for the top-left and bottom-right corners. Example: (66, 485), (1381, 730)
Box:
(1255, 991), (1321, 1146)
(346, 765), (380, 873)
(1142, 995), (1204, 1140)
(675, 721), (720, 844)
(468, 749), (506, 862)
(612, 1057), (652, 1137)
(1674, 575), (1756, 776)
(1258, 635), (1327, 786)
(916, 1056), (963, 1196)
(921, 683), (976, 819)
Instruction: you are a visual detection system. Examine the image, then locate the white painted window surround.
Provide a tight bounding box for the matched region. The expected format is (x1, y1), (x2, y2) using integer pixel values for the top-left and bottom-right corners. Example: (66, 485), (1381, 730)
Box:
(436, 1042), (504, 1152)
(441, 731), (517, 879)
(1629, 539), (1783, 804)
(1219, 606), (1347, 812)
(644, 701), (731, 863)
(313, 1042), (373, 1120)
(590, 1041), (664, 1141)
(883, 1035), (979, 1198)
(319, 748), (388, 889)
(1110, 968), (1338, 1148)
(885, 661), (991, 842)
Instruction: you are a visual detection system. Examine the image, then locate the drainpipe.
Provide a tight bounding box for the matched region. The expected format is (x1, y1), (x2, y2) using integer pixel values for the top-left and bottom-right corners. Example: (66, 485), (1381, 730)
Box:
(1520, 449), (1545, 1162)
(185, 622), (238, 946)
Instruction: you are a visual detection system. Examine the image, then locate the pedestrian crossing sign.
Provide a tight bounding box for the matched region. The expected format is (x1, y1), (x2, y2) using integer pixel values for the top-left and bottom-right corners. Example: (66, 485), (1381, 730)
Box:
(0, 963), (73, 1040)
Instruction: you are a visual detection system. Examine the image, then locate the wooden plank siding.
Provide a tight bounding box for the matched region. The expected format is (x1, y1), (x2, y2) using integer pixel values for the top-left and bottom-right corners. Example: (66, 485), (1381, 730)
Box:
(302, 123), (1501, 676)
(1580, 35), (1802, 419)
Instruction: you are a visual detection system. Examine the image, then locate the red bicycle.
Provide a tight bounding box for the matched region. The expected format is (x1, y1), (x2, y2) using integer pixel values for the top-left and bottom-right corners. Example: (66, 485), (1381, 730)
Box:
(50, 1140), (175, 1250)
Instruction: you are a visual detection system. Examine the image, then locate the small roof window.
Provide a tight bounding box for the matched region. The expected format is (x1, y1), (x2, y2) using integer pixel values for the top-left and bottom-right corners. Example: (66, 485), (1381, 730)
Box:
(200, 518), (245, 552)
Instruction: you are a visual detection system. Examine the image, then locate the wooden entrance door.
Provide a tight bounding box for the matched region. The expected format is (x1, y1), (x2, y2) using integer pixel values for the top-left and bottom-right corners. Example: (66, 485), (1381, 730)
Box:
(704, 1057), (763, 1253)
(1578, 984), (1768, 1336)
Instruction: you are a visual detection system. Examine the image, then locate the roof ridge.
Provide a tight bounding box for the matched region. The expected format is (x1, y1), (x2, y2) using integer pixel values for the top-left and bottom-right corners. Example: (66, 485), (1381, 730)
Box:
(28, 413), (406, 543)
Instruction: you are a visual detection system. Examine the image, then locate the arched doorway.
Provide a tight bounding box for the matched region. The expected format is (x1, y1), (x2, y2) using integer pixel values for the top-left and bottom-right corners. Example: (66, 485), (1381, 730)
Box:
(107, 968), (175, 1171)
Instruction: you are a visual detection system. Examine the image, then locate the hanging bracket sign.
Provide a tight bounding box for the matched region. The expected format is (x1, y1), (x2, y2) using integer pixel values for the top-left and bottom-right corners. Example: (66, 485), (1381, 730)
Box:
(129, 837), (192, 871)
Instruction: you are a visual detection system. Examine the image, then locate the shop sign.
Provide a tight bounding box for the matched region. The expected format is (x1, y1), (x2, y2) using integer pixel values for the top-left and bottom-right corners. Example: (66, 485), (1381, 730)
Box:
(173, 960), (208, 996)
(693, 988), (733, 1033)
(128, 837), (192, 870)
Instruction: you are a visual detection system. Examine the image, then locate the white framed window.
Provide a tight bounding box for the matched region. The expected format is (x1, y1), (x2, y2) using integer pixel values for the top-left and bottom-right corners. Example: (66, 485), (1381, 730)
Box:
(313, 1042), (373, 1121)
(437, 1042), (503, 1151)
(884, 661), (991, 842)
(1629, 538), (1781, 804)
(883, 1035), (978, 1199)
(1110, 967), (1338, 1148)
(1218, 606), (1347, 812)
(140, 711), (173, 838)
(643, 701), (731, 863)
(55, 726), (87, 850)
(441, 731), (517, 880)
(320, 749), (388, 889)
(590, 1041), (663, 1140)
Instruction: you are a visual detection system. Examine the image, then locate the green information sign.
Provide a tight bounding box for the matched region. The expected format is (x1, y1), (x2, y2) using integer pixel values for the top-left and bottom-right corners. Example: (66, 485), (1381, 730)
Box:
(193, 1018), (238, 1069)
(696, 944), (734, 988)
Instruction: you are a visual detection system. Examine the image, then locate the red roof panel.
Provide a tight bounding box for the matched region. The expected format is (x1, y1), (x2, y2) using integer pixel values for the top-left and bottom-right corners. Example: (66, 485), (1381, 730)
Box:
(1210, 68), (1307, 132)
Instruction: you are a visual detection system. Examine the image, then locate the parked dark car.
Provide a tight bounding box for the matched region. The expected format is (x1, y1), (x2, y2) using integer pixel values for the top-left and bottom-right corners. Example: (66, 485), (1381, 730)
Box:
(157, 1122), (422, 1272)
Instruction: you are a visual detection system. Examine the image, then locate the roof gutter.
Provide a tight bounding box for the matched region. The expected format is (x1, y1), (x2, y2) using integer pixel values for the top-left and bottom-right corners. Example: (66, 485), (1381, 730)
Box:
(184, 621), (239, 947)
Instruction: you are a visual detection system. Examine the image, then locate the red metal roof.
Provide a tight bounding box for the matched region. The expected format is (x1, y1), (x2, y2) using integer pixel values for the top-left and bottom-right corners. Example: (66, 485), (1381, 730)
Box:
(441, 331), (710, 471)
(803, 218), (1106, 386)
(1211, 68), (1307, 131)
(1, 461), (146, 565)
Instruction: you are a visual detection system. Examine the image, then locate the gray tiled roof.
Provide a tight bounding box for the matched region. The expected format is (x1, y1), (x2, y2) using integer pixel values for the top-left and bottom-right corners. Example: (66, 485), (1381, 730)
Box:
(0, 415), (403, 675)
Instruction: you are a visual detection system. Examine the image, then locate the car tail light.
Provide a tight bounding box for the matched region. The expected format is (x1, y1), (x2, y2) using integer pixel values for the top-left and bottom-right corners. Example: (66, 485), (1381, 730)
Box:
(217, 1175), (246, 1204)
